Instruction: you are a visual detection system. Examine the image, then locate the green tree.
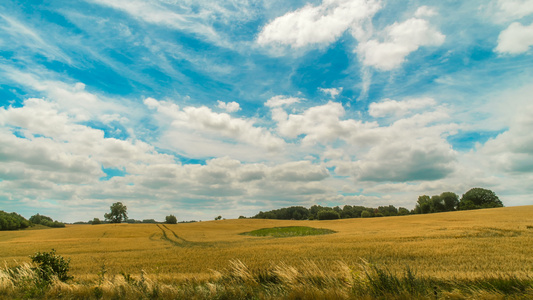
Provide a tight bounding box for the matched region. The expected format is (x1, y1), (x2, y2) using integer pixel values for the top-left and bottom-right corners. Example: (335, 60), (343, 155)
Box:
(91, 218), (101, 225)
(104, 202), (128, 223)
(430, 195), (446, 213)
(398, 207), (410, 215)
(459, 188), (503, 210)
(165, 215), (177, 224)
(415, 195), (431, 214)
(441, 192), (459, 211)
(317, 210), (340, 220)
(361, 210), (372, 218)
(215, 215), (222, 220)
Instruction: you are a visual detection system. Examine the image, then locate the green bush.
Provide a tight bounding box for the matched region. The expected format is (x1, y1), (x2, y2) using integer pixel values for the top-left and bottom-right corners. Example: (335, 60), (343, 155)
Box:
(30, 249), (72, 284)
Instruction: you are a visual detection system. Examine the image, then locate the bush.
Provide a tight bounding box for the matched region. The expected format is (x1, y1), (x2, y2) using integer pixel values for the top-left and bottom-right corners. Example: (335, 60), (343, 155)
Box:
(30, 249), (72, 284)
(317, 210), (340, 220)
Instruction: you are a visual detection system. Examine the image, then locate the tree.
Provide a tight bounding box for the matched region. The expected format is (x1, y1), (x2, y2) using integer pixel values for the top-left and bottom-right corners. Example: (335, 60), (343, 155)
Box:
(165, 215), (177, 224)
(430, 195), (446, 213)
(317, 210), (340, 220)
(398, 207), (410, 215)
(104, 202), (128, 223)
(414, 195), (431, 214)
(91, 218), (101, 225)
(459, 188), (503, 210)
(215, 215), (222, 220)
(441, 192), (459, 211)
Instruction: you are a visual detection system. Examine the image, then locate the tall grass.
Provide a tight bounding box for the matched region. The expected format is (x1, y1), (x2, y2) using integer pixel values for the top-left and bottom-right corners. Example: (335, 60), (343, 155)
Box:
(1, 259), (531, 299)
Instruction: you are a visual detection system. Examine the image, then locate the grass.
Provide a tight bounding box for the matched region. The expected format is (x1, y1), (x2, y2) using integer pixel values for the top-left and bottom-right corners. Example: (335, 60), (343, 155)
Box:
(0, 206), (533, 298)
(241, 226), (336, 237)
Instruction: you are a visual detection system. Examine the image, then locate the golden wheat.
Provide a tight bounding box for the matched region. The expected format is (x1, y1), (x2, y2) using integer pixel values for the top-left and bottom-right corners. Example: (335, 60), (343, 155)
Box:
(0, 206), (532, 281)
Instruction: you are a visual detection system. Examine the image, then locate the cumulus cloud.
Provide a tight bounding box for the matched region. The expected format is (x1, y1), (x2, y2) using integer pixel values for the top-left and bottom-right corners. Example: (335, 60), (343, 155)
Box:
(257, 0), (381, 49)
(414, 6), (437, 17)
(480, 104), (533, 173)
(217, 100), (241, 113)
(494, 0), (533, 21)
(369, 97), (437, 118)
(357, 18), (445, 70)
(146, 97), (285, 152)
(495, 22), (533, 54)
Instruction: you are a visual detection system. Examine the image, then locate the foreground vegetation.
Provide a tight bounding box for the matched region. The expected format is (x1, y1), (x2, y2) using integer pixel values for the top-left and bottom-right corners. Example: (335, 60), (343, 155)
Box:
(2, 258), (532, 299)
(1, 206), (532, 299)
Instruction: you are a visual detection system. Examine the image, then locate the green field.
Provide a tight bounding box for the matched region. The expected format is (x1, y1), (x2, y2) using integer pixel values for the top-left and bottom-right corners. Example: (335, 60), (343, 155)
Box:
(1, 206), (533, 299)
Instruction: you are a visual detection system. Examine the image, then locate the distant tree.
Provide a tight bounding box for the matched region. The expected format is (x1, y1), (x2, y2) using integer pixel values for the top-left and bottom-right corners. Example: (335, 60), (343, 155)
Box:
(91, 218), (101, 225)
(30, 214), (65, 228)
(104, 202), (128, 223)
(459, 188), (503, 210)
(317, 210), (340, 220)
(142, 219), (157, 224)
(165, 215), (177, 224)
(430, 195), (446, 213)
(0, 211), (31, 230)
(215, 216), (222, 221)
(361, 210), (372, 218)
(378, 205), (398, 216)
(238, 216), (247, 219)
(398, 207), (410, 215)
(414, 195), (431, 214)
(441, 192), (459, 211)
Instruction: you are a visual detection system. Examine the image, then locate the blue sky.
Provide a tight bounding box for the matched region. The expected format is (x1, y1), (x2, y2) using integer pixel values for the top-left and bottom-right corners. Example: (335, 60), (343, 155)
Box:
(1, 0), (533, 222)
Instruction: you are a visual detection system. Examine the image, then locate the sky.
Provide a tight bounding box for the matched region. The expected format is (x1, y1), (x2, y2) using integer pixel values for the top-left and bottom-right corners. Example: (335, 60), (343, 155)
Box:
(1, 0), (533, 223)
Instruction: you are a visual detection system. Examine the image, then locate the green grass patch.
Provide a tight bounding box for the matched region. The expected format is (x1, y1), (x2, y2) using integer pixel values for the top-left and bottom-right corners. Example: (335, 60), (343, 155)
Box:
(241, 226), (336, 238)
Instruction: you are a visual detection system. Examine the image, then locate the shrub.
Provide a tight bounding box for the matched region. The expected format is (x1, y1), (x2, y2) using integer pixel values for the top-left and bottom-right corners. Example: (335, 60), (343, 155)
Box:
(30, 249), (72, 284)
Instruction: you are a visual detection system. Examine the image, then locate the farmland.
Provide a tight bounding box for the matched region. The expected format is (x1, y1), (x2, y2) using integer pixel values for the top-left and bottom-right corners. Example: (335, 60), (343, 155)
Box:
(1, 206), (533, 299)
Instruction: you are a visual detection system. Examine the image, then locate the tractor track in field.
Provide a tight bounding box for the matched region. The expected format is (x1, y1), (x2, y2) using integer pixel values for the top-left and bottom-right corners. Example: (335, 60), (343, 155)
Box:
(155, 224), (215, 248)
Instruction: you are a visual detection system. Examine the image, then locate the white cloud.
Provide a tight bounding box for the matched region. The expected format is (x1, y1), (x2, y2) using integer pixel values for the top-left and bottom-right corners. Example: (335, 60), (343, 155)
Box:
(357, 18), (445, 70)
(495, 22), (533, 54)
(495, 0), (533, 21)
(369, 97), (437, 118)
(265, 95), (302, 108)
(414, 6), (437, 17)
(479, 104), (533, 173)
(257, 0), (381, 49)
(146, 98), (285, 153)
(319, 87), (343, 98)
(217, 100), (241, 113)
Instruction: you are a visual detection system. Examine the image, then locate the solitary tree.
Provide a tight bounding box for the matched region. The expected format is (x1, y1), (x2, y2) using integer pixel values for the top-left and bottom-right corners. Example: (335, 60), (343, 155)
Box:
(165, 215), (177, 224)
(459, 188), (503, 210)
(104, 202), (128, 223)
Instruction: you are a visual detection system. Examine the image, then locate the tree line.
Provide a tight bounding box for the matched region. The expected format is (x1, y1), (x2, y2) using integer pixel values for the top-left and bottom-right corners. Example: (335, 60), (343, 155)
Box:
(253, 188), (503, 220)
(0, 212), (64, 231)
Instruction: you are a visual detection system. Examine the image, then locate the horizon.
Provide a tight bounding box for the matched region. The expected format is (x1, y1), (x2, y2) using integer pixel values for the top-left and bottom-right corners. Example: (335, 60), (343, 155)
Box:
(1, 0), (532, 223)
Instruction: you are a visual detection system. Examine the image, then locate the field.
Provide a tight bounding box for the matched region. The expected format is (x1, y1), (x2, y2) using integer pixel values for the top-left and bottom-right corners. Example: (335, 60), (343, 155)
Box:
(1, 206), (533, 299)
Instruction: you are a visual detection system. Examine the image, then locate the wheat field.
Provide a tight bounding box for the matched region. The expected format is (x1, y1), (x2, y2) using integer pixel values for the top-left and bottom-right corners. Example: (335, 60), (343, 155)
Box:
(1, 205), (532, 283)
